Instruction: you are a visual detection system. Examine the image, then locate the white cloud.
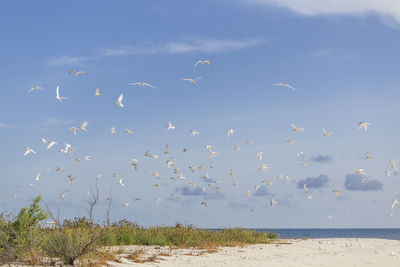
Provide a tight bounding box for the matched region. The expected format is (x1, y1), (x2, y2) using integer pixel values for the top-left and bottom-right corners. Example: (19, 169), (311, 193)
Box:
(46, 37), (264, 66)
(237, 0), (400, 23)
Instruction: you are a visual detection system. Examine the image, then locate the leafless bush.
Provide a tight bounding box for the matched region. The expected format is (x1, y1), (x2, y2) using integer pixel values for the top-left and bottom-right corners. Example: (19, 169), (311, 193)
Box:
(88, 179), (100, 222)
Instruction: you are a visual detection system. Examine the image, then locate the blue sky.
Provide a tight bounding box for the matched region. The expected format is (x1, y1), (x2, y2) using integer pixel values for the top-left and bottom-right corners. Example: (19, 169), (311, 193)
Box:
(1, 0), (400, 228)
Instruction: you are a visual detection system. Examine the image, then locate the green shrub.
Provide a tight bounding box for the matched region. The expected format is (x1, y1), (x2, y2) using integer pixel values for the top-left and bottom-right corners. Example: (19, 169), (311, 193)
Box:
(0, 196), (48, 264)
(42, 227), (101, 265)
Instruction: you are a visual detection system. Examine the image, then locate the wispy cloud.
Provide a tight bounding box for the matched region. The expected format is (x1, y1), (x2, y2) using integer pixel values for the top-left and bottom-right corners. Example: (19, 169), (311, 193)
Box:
(345, 174), (383, 191)
(311, 154), (332, 163)
(308, 48), (331, 58)
(46, 56), (93, 67)
(236, 0), (400, 24)
(46, 37), (264, 66)
(98, 37), (264, 56)
(297, 174), (330, 189)
(43, 118), (75, 126)
(0, 123), (17, 129)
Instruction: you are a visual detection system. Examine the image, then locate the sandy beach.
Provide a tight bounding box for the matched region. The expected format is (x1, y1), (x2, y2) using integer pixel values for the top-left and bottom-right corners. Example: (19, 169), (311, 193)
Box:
(106, 238), (400, 267)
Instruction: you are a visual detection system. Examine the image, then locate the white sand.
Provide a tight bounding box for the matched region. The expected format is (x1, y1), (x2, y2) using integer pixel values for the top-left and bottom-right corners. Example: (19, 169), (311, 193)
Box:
(106, 238), (400, 267)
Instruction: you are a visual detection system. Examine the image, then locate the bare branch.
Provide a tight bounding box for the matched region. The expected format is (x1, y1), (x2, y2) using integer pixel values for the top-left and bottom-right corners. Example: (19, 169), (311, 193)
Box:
(87, 178), (100, 222)
(105, 190), (112, 226)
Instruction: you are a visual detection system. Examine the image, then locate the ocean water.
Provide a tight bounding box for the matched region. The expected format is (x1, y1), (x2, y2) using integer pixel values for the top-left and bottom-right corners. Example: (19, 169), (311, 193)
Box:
(257, 229), (400, 240)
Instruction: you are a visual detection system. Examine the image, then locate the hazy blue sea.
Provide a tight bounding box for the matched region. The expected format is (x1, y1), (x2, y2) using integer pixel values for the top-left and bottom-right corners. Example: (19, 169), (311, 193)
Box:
(256, 229), (400, 240)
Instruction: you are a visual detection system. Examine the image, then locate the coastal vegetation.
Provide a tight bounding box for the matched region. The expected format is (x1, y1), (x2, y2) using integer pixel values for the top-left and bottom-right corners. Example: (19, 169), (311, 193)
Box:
(0, 196), (277, 265)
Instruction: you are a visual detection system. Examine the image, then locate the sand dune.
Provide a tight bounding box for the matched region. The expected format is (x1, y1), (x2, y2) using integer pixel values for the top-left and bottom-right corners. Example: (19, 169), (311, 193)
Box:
(106, 238), (400, 267)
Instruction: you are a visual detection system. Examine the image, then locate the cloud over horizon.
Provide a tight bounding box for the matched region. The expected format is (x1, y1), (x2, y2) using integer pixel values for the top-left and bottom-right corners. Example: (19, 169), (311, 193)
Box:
(297, 174), (330, 189)
(175, 186), (224, 200)
(345, 174), (383, 191)
(311, 154), (332, 163)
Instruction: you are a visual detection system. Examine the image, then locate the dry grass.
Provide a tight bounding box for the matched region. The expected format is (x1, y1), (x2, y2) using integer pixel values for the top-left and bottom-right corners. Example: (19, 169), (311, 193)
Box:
(158, 252), (172, 257)
(125, 249), (145, 262)
(146, 254), (159, 262)
(199, 248), (219, 255)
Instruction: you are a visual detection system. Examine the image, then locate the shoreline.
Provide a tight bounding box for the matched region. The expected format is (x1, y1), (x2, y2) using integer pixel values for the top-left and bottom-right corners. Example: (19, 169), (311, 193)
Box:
(104, 238), (400, 267)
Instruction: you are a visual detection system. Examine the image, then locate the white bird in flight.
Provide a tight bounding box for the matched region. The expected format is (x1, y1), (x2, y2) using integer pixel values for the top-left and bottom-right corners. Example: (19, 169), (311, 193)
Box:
(70, 127), (78, 136)
(205, 145), (213, 151)
(128, 82), (157, 89)
(391, 199), (398, 209)
(357, 122), (371, 131)
(24, 147), (36, 156)
(69, 70), (86, 75)
(333, 190), (341, 198)
(354, 168), (366, 175)
(259, 164), (268, 172)
(226, 129), (235, 137)
(46, 141), (57, 150)
(79, 121), (88, 131)
(56, 86), (70, 103)
(115, 94), (124, 107)
(118, 179), (125, 186)
(68, 175), (75, 186)
(110, 126), (117, 134)
(34, 172), (41, 181)
(291, 123), (304, 133)
(122, 202), (129, 207)
(194, 60), (211, 68)
(29, 85), (43, 93)
(56, 167), (64, 172)
(183, 77), (202, 84)
(390, 160), (398, 171)
(256, 152), (264, 161)
(273, 82), (296, 91)
(270, 198), (278, 206)
(189, 130), (199, 136)
(297, 151), (305, 158)
(165, 122), (175, 130)
(262, 180), (272, 186)
(322, 128), (332, 137)
(94, 86), (101, 96)
(209, 151), (217, 159)
(164, 145), (171, 155)
(286, 138), (295, 144)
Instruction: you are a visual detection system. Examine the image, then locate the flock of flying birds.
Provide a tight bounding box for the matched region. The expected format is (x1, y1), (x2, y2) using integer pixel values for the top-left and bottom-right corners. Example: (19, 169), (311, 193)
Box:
(18, 58), (399, 220)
